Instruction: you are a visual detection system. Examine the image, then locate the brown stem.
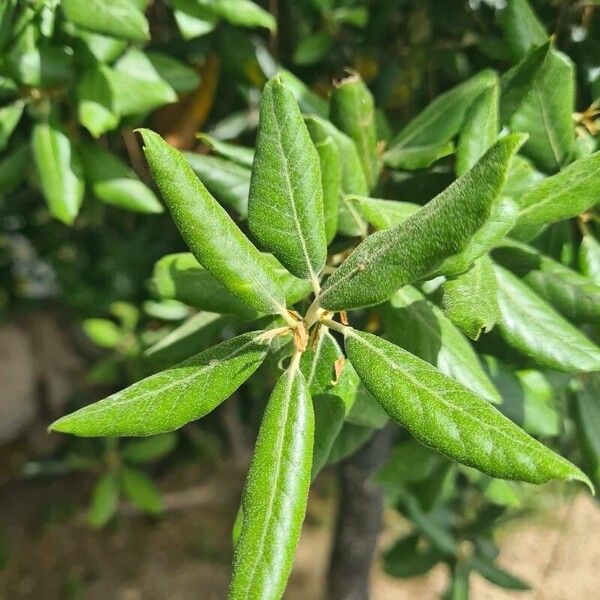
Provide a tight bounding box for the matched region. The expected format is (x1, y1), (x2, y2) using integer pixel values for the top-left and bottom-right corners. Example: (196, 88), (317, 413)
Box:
(327, 424), (395, 600)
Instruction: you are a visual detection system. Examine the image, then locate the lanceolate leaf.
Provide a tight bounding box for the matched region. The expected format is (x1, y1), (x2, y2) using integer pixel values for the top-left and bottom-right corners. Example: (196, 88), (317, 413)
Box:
(441, 256), (500, 340)
(88, 472), (120, 528)
(140, 129), (286, 316)
(230, 360), (313, 599)
(493, 240), (600, 323)
(572, 374), (600, 489)
(79, 143), (163, 214)
(312, 393), (346, 479)
(493, 264), (600, 372)
(318, 134), (525, 311)
(249, 76), (327, 283)
(121, 467), (164, 515)
(0, 143), (29, 195)
(279, 70), (329, 118)
(344, 328), (591, 488)
(32, 122), (85, 225)
(383, 141), (453, 170)
(500, 0), (547, 62)
(185, 152), (251, 217)
(0, 99), (23, 151)
(349, 196), (420, 230)
(197, 133), (255, 168)
(330, 72), (381, 188)
(456, 78), (499, 176)
(50, 332), (270, 436)
(510, 49), (574, 172)
(503, 154), (545, 204)
(77, 66), (119, 138)
(579, 232), (600, 285)
(300, 330), (343, 396)
(512, 151), (600, 239)
(384, 287), (501, 403)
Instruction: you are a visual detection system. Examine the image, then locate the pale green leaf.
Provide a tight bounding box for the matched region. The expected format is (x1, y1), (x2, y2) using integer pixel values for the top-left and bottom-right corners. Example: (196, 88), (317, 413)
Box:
(349, 196), (420, 230)
(88, 472), (120, 528)
(50, 332), (270, 436)
(214, 0), (276, 31)
(383, 141), (454, 170)
(171, 0), (218, 40)
(579, 232), (600, 285)
(122, 433), (177, 464)
(572, 374), (600, 490)
(140, 129), (286, 316)
(344, 328), (591, 488)
(230, 361), (313, 599)
(0, 99), (23, 151)
(249, 76), (326, 282)
(121, 467), (164, 515)
(83, 318), (122, 349)
(77, 66), (119, 138)
(197, 133), (254, 167)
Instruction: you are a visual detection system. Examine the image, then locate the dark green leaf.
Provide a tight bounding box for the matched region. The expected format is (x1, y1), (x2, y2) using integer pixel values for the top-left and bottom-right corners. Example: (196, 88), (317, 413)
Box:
(327, 422), (374, 465)
(32, 122), (85, 225)
(377, 439), (440, 484)
(441, 256), (501, 340)
(470, 555), (530, 590)
(500, 0), (547, 62)
(50, 332), (270, 437)
(140, 129), (287, 316)
(312, 393), (346, 479)
(317, 134), (525, 311)
(61, 0), (150, 41)
(293, 31), (333, 66)
(249, 76), (326, 282)
(230, 360), (313, 599)
(384, 286), (501, 403)
(313, 135), (341, 243)
(384, 534), (442, 579)
(572, 374), (600, 489)
(279, 70), (329, 118)
(87, 472), (120, 528)
(330, 72), (381, 189)
(122, 433), (178, 464)
(0, 100), (23, 151)
(80, 142), (162, 214)
(0, 142), (29, 195)
(345, 385), (388, 428)
(300, 330), (343, 396)
(579, 232), (600, 285)
(493, 264), (600, 372)
(121, 467), (164, 515)
(344, 329), (591, 488)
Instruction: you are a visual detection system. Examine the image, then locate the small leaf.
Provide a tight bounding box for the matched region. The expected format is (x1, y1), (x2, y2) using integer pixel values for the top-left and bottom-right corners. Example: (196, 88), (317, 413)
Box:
(500, 0), (547, 62)
(214, 0), (276, 31)
(80, 143), (163, 214)
(32, 122), (84, 225)
(278, 70), (329, 118)
(293, 31), (333, 66)
(346, 386), (388, 428)
(384, 534), (441, 579)
(500, 41), (551, 123)
(197, 133), (254, 167)
(300, 330), (343, 396)
(572, 374), (600, 490)
(318, 134), (525, 311)
(344, 328), (591, 488)
(327, 423), (374, 465)
(146, 51), (200, 94)
(140, 129), (286, 316)
(0, 99), (23, 151)
(171, 0), (219, 40)
(512, 151), (600, 239)
(0, 143), (29, 195)
(579, 232), (600, 285)
(510, 49), (574, 172)
(312, 393), (346, 479)
(441, 256), (500, 340)
(456, 78), (499, 176)
(470, 555), (530, 590)
(87, 472), (120, 528)
(383, 141), (454, 170)
(378, 440), (440, 485)
(330, 72), (381, 189)
(50, 332), (270, 437)
(185, 152), (251, 217)
(493, 240), (600, 323)
(230, 361), (313, 599)
(349, 196), (420, 230)
(77, 66), (119, 138)
(82, 318), (122, 349)
(61, 0), (150, 42)
(249, 76), (326, 282)
(122, 433), (178, 464)
(493, 264), (600, 372)
(121, 467), (164, 515)
(384, 286), (501, 403)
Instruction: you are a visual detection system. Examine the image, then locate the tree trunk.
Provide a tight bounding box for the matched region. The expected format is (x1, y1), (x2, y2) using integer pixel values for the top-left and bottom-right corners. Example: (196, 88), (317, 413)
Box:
(327, 424), (395, 600)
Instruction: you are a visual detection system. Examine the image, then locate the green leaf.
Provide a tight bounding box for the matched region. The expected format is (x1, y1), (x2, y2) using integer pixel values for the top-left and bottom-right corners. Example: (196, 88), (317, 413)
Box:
(121, 467), (164, 515)
(377, 439), (440, 485)
(87, 472), (120, 528)
(80, 143), (163, 214)
(140, 129), (286, 316)
(249, 76), (326, 282)
(300, 330), (342, 396)
(32, 122), (85, 225)
(493, 264), (600, 372)
(214, 0), (276, 31)
(122, 433), (178, 464)
(500, 0), (547, 62)
(312, 393), (346, 479)
(108, 51), (177, 117)
(171, 0), (219, 40)
(305, 115), (369, 236)
(502, 154), (545, 204)
(6, 40), (73, 87)
(50, 332), (270, 437)
(383, 141), (454, 170)
(344, 328), (591, 488)
(346, 386), (388, 428)
(317, 134), (525, 311)
(313, 135), (341, 243)
(278, 70), (329, 118)
(77, 66), (119, 138)
(293, 31), (333, 66)
(61, 0), (150, 42)
(387, 69), (497, 151)
(0, 142), (29, 195)
(579, 232), (600, 285)
(572, 374), (600, 490)
(197, 133), (254, 168)
(510, 49), (574, 173)
(230, 360), (313, 599)
(384, 534), (441, 579)
(348, 196), (420, 230)
(327, 423), (374, 465)
(512, 151), (600, 239)
(0, 100), (23, 151)
(441, 256), (501, 340)
(330, 72), (381, 189)
(145, 312), (230, 366)
(493, 240), (600, 323)
(79, 31), (127, 63)
(146, 52), (200, 94)
(82, 318), (122, 348)
(184, 152), (251, 217)
(456, 78), (499, 176)
(384, 286), (501, 403)
(499, 41), (551, 123)
(470, 555), (530, 590)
